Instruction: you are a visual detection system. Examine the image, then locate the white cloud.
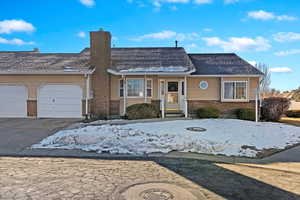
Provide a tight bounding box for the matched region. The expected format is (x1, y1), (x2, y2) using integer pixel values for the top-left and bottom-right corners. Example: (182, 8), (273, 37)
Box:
(203, 28), (213, 32)
(132, 30), (200, 41)
(185, 43), (198, 51)
(79, 0), (95, 7)
(274, 49), (300, 56)
(77, 31), (86, 38)
(0, 37), (35, 45)
(194, 0), (212, 4)
(202, 36), (271, 52)
(273, 32), (300, 43)
(247, 10), (297, 21)
(0, 19), (35, 34)
(248, 61), (257, 66)
(224, 0), (239, 4)
(269, 67), (292, 73)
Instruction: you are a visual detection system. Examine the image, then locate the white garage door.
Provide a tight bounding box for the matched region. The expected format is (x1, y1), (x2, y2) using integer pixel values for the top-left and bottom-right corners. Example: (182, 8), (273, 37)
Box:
(38, 85), (83, 118)
(0, 85), (27, 118)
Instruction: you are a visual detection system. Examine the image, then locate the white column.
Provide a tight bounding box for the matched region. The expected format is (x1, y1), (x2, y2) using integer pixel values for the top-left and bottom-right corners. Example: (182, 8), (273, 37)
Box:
(255, 88), (259, 123)
(123, 76), (127, 116)
(144, 74), (147, 103)
(184, 76), (188, 118)
(85, 74), (90, 118)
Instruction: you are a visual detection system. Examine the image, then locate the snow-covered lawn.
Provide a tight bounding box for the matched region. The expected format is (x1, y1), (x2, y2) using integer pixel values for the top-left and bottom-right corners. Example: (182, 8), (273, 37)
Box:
(32, 119), (300, 157)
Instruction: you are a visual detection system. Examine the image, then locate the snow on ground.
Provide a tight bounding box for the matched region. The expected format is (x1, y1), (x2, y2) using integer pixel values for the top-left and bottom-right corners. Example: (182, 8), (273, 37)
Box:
(32, 119), (300, 157)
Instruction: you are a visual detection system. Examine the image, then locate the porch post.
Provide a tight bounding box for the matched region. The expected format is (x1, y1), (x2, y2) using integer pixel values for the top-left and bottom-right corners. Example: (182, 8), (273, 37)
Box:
(184, 76), (188, 118)
(123, 75), (127, 116)
(255, 88), (259, 123)
(144, 74), (147, 103)
(85, 74), (90, 118)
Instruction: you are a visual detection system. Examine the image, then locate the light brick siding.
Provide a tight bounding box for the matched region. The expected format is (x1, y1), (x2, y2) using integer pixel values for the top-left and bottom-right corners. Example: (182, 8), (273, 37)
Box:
(188, 100), (256, 114)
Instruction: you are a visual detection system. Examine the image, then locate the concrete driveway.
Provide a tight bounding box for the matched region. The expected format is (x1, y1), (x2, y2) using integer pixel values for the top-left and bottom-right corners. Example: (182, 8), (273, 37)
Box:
(0, 118), (79, 155)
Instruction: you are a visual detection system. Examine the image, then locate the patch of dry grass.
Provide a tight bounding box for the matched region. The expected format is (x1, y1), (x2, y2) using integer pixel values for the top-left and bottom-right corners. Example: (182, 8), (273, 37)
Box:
(280, 117), (300, 127)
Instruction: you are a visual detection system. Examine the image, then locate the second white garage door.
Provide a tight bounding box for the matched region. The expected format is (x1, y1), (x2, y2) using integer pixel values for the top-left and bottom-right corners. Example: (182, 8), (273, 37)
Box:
(38, 85), (83, 118)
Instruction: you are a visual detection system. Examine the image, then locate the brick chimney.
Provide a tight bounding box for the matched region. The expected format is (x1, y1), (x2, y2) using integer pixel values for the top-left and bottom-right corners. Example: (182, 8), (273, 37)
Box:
(90, 29), (111, 117)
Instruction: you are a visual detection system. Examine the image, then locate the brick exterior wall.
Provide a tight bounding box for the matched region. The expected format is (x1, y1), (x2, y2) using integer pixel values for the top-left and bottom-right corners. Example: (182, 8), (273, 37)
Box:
(90, 30), (111, 117)
(151, 100), (161, 111)
(27, 100), (37, 117)
(110, 100), (120, 116)
(188, 100), (256, 114)
(82, 99), (93, 117)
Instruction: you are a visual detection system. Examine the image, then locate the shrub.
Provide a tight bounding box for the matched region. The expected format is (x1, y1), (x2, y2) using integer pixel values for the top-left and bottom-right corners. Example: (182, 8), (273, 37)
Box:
(126, 103), (160, 120)
(286, 110), (300, 118)
(236, 108), (256, 121)
(261, 97), (290, 122)
(196, 107), (220, 119)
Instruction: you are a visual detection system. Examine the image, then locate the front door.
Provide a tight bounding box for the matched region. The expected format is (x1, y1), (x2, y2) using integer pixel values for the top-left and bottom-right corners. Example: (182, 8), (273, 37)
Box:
(166, 81), (180, 111)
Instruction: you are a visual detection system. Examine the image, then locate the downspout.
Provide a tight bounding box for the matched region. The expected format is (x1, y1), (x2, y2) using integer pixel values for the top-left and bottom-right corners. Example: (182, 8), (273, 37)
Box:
(123, 75), (127, 116)
(144, 74), (147, 103)
(184, 76), (188, 118)
(85, 74), (90, 119)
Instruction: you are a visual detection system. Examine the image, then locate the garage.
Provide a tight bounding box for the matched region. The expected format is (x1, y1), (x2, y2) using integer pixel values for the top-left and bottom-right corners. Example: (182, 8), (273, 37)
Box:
(38, 85), (83, 118)
(0, 85), (28, 118)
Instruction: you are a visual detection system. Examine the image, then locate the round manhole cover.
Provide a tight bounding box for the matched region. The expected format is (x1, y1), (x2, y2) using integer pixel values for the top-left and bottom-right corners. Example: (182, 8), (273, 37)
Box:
(114, 182), (202, 200)
(140, 188), (174, 200)
(186, 127), (207, 132)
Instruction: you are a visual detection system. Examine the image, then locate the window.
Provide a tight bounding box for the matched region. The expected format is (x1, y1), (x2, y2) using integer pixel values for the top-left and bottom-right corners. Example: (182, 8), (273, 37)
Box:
(119, 79), (124, 97)
(181, 81), (185, 95)
(146, 79), (152, 97)
(127, 79), (144, 97)
(199, 81), (208, 90)
(223, 81), (247, 100)
(120, 79), (153, 98)
(168, 82), (178, 92)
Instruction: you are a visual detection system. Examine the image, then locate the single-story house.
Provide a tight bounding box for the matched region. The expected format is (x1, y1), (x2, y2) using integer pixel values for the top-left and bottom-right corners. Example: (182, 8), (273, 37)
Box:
(0, 29), (263, 118)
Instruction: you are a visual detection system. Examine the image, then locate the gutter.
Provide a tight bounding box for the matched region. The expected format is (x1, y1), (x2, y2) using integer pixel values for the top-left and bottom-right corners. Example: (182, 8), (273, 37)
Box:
(107, 68), (196, 76)
(189, 74), (263, 78)
(0, 68), (95, 75)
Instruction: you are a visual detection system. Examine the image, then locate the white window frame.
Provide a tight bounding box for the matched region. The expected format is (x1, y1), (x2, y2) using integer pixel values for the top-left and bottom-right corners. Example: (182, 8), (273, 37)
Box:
(119, 78), (153, 98)
(119, 79), (124, 97)
(222, 80), (248, 102)
(146, 79), (153, 98)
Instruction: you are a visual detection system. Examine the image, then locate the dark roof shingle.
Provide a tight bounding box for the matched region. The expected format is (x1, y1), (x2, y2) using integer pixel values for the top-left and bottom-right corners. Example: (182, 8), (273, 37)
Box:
(0, 51), (91, 74)
(188, 53), (263, 75)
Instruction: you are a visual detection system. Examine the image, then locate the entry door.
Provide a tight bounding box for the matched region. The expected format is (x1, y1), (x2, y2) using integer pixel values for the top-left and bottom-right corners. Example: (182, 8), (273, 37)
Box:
(166, 81), (180, 111)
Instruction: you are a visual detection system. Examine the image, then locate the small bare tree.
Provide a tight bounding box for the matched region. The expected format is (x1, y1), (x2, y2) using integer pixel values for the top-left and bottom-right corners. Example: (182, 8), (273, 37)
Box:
(255, 63), (271, 96)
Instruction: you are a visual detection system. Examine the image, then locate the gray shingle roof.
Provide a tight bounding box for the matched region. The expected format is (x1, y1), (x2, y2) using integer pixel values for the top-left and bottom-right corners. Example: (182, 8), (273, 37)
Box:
(81, 47), (195, 73)
(0, 51), (91, 74)
(188, 53), (263, 75)
(0, 48), (263, 76)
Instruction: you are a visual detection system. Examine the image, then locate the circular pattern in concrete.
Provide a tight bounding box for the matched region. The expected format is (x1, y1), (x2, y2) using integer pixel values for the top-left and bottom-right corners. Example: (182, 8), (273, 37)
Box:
(186, 127), (207, 132)
(114, 182), (201, 200)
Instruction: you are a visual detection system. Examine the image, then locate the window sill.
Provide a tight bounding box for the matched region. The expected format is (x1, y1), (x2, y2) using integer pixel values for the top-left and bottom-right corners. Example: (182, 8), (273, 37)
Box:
(221, 99), (249, 103)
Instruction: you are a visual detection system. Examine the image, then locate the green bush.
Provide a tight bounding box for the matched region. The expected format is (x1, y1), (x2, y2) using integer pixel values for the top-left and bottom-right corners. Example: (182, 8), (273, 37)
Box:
(126, 103), (160, 120)
(196, 107), (220, 119)
(286, 110), (300, 118)
(236, 108), (256, 121)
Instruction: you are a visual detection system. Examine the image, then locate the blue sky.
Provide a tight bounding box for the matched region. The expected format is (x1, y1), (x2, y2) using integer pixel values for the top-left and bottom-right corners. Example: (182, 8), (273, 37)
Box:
(0, 0), (299, 91)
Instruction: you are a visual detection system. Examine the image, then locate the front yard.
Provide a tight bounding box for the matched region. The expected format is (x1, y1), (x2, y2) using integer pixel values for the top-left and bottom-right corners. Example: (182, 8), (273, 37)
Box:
(32, 119), (300, 158)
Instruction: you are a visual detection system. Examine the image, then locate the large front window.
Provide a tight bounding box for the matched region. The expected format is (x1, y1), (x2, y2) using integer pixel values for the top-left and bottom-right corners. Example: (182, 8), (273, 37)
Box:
(127, 79), (144, 97)
(223, 81), (247, 100)
(120, 79), (152, 98)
